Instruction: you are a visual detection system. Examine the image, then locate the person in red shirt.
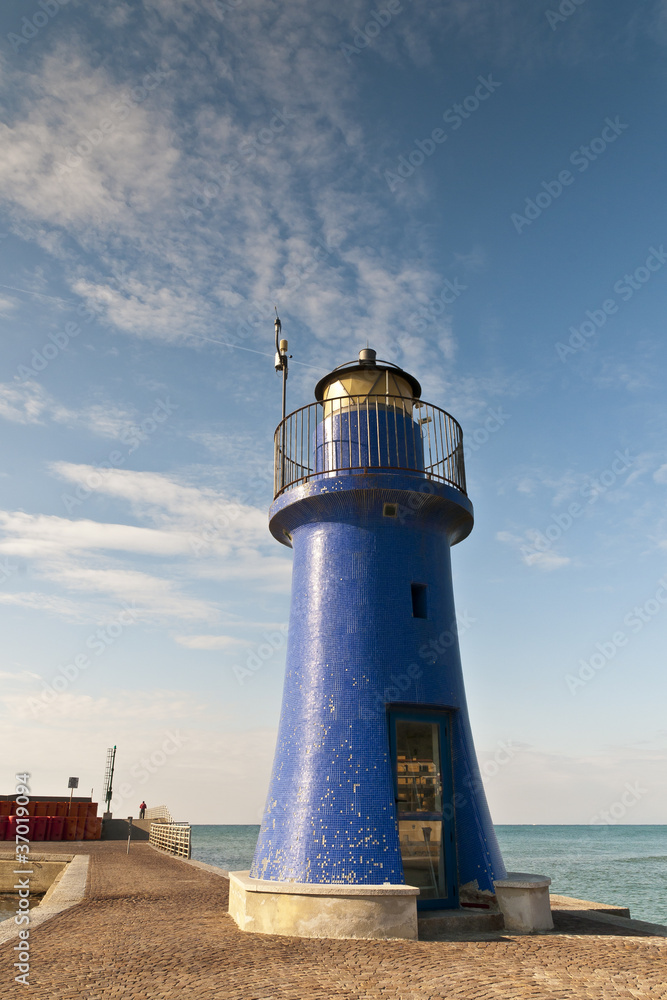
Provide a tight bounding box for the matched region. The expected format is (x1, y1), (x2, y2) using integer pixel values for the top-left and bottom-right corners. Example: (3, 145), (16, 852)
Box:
(139, 801), (147, 819)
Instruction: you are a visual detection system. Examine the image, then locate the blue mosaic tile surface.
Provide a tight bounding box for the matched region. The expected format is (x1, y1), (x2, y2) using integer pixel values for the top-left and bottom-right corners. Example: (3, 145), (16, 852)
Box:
(251, 470), (506, 890)
(314, 407), (425, 475)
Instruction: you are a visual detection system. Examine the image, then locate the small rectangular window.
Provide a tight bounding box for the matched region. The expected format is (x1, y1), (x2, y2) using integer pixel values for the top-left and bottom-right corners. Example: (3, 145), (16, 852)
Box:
(383, 503), (398, 517)
(411, 583), (428, 619)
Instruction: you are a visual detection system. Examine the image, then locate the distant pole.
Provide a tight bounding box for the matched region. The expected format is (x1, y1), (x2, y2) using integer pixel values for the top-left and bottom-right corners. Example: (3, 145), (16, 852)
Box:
(127, 817), (133, 854)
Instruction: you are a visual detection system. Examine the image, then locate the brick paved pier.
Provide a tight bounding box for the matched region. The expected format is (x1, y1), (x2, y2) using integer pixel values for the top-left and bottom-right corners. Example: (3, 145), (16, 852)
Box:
(1, 842), (666, 999)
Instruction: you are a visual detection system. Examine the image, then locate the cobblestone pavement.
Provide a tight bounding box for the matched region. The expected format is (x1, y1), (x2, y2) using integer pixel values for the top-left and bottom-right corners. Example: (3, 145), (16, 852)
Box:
(0, 842), (665, 999)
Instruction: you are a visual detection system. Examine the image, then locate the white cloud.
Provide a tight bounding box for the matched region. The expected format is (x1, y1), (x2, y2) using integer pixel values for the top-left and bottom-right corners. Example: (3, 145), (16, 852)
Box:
(0, 380), (69, 425)
(0, 382), (143, 441)
(50, 464), (268, 543)
(6, 687), (206, 724)
(0, 464), (290, 626)
(509, 468), (585, 506)
(0, 18), (472, 368)
(72, 403), (140, 440)
(72, 278), (210, 343)
(496, 529), (571, 571)
(40, 564), (216, 622)
(0, 510), (193, 558)
(0, 592), (108, 623)
(523, 549), (571, 571)
(0, 47), (178, 233)
(0, 669), (39, 683)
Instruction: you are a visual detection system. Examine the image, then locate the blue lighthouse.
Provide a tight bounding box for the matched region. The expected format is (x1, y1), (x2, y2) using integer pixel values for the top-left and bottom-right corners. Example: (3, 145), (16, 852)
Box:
(234, 347), (507, 935)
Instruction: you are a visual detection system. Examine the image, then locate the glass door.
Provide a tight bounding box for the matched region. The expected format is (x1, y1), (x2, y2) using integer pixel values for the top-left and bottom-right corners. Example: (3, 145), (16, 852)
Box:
(389, 711), (458, 909)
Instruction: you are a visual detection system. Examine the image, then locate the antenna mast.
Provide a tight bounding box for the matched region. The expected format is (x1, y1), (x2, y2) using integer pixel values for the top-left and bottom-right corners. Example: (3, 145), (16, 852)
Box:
(274, 309), (291, 493)
(103, 745), (116, 815)
(274, 308), (289, 421)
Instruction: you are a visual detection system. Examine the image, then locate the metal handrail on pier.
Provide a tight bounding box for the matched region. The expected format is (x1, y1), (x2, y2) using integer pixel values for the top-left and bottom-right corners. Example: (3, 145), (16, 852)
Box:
(149, 821), (191, 859)
(273, 394), (466, 499)
(144, 805), (173, 823)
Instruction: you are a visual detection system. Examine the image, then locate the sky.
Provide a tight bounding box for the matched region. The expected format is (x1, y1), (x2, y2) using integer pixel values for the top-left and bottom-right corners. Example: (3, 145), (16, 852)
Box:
(0, 0), (665, 827)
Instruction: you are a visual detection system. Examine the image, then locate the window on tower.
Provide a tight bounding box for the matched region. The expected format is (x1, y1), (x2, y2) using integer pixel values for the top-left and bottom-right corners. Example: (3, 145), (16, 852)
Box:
(411, 583), (428, 619)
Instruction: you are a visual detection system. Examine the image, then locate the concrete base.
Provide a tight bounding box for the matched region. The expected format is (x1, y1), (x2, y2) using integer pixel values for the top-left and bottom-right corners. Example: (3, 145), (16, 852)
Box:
(0, 857), (68, 894)
(493, 872), (553, 933)
(549, 893), (630, 918)
(0, 855), (89, 947)
(228, 871), (419, 940)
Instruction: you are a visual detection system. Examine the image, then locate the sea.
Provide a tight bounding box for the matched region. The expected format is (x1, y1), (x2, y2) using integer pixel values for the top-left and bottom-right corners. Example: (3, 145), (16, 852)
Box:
(0, 824), (663, 926)
(190, 824), (667, 926)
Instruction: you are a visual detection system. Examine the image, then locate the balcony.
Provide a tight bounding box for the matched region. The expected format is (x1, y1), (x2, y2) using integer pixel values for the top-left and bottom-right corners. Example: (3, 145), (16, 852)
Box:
(274, 394), (467, 499)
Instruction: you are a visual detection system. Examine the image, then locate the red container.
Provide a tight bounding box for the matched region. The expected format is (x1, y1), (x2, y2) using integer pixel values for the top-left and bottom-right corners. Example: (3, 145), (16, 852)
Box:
(0, 801), (11, 817)
(6, 816), (17, 841)
(54, 801), (68, 818)
(34, 802), (48, 817)
(49, 816), (64, 842)
(75, 817), (86, 841)
(30, 816), (48, 841)
(89, 802), (99, 819)
(0, 817), (7, 840)
(63, 817), (77, 841)
(16, 816), (33, 837)
(84, 816), (103, 840)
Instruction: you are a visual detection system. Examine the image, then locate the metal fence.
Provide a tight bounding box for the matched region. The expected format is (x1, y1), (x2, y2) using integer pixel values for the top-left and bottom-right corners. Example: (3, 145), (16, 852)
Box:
(144, 805), (173, 823)
(149, 821), (191, 859)
(274, 395), (466, 498)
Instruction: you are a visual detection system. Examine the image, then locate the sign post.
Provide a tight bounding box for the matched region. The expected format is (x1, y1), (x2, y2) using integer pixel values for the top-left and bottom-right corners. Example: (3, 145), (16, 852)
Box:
(67, 776), (79, 817)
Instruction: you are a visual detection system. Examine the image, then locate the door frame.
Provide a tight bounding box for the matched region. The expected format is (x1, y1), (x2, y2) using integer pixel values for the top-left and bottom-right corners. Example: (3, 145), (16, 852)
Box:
(388, 707), (459, 910)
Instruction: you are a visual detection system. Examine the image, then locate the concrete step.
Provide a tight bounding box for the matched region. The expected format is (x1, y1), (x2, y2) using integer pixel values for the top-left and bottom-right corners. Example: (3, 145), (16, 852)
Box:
(550, 894), (630, 918)
(418, 907), (504, 940)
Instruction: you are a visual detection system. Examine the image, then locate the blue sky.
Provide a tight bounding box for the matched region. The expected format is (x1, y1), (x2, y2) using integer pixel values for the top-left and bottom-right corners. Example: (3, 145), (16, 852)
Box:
(0, 0), (665, 825)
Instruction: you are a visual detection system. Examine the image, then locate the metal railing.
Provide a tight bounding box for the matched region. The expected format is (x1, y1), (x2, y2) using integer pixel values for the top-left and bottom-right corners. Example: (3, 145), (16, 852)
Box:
(274, 395), (466, 498)
(145, 805), (173, 823)
(149, 821), (191, 859)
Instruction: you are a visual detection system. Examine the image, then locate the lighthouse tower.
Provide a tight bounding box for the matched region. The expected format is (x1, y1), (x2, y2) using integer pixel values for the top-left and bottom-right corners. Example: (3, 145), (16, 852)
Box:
(229, 347), (508, 939)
